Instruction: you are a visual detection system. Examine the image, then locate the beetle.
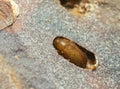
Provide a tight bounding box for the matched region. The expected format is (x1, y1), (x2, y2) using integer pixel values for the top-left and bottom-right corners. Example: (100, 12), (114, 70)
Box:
(53, 36), (98, 70)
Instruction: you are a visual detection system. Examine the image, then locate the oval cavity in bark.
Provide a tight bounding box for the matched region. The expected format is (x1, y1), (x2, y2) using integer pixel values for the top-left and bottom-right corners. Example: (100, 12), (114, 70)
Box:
(53, 36), (98, 70)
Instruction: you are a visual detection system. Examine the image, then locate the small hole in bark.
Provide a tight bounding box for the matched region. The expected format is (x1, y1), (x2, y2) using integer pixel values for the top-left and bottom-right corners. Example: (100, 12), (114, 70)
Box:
(59, 0), (81, 9)
(58, 0), (98, 16)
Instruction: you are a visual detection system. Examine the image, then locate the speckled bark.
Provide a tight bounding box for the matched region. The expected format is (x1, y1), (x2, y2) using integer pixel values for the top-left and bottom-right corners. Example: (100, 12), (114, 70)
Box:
(0, 0), (120, 89)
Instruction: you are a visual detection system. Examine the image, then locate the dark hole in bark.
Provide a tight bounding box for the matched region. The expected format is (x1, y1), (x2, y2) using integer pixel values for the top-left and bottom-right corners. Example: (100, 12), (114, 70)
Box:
(75, 43), (96, 64)
(59, 0), (81, 9)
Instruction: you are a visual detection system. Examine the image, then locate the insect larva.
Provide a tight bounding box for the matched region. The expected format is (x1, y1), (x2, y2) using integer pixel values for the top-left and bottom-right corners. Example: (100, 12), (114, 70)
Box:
(53, 36), (98, 70)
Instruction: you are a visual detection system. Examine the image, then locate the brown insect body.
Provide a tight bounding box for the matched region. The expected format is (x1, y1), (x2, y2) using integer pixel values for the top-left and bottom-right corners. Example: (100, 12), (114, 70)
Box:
(53, 36), (98, 70)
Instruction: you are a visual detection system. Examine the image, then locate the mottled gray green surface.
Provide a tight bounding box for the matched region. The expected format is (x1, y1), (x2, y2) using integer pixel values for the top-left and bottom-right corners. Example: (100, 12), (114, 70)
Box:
(0, 0), (120, 89)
